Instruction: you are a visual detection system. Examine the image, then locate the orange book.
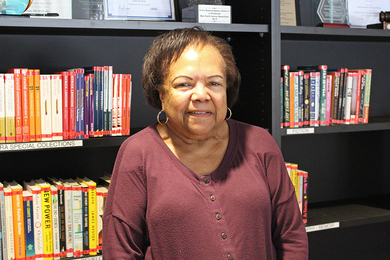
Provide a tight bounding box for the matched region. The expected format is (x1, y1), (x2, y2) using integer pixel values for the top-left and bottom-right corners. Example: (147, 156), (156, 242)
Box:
(125, 74), (132, 135)
(121, 74), (127, 136)
(28, 70), (36, 142)
(7, 69), (23, 142)
(21, 68), (30, 142)
(4, 181), (26, 260)
(34, 69), (42, 141)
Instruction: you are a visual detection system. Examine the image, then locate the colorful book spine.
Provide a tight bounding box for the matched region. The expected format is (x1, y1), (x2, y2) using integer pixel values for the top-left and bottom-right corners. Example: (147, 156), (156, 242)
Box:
(96, 186), (107, 253)
(103, 66), (109, 136)
(79, 182), (89, 256)
(329, 72), (341, 125)
(363, 69), (372, 123)
(0, 182), (6, 260)
(325, 74), (332, 126)
(0, 74), (5, 143)
(23, 190), (35, 260)
(343, 73), (354, 125)
(107, 66), (114, 136)
(112, 74), (119, 136)
(58, 180), (73, 258)
(357, 70), (366, 124)
(4, 74), (16, 143)
(34, 179), (53, 260)
(78, 69), (85, 140)
(61, 71), (69, 140)
(297, 71), (304, 127)
(289, 71), (295, 128)
(40, 75), (52, 141)
(89, 74), (95, 138)
(301, 171), (309, 224)
(21, 68), (30, 142)
(28, 70), (36, 142)
(350, 71), (360, 124)
(281, 65), (290, 128)
(68, 71), (76, 140)
(8, 69), (23, 142)
(23, 181), (44, 260)
(84, 75), (90, 139)
(50, 185), (60, 260)
(303, 73), (310, 126)
(34, 70), (42, 141)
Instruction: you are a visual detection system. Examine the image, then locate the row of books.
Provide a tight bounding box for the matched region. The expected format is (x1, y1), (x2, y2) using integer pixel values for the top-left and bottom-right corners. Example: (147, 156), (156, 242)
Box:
(281, 65), (372, 128)
(0, 66), (132, 143)
(285, 162), (308, 224)
(0, 176), (111, 260)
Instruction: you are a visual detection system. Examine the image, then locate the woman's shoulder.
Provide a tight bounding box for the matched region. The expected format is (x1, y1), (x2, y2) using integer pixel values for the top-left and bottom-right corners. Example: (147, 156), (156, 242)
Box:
(119, 124), (161, 152)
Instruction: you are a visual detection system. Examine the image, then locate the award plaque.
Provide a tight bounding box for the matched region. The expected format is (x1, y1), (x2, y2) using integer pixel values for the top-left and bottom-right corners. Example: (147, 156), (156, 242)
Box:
(317, 0), (347, 24)
(182, 0), (231, 23)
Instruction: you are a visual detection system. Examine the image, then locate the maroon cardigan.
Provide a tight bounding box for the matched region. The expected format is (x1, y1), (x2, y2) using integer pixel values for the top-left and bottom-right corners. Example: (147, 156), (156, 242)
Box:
(103, 120), (308, 259)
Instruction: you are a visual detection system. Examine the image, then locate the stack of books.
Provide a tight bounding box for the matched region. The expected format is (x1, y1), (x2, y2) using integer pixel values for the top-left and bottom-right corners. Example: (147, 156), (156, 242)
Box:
(0, 66), (132, 143)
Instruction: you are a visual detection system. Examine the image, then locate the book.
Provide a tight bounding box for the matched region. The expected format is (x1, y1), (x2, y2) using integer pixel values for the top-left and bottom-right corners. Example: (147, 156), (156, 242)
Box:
(76, 177), (97, 255)
(0, 74), (5, 143)
(78, 182), (89, 256)
(112, 74), (119, 136)
(299, 170), (309, 224)
(4, 181), (26, 260)
(50, 185), (60, 260)
(28, 70), (36, 142)
(4, 186), (15, 260)
(40, 75), (52, 141)
(289, 71), (296, 128)
(33, 70), (42, 142)
(343, 73), (355, 124)
(51, 75), (63, 140)
(297, 71), (304, 128)
(58, 180), (73, 258)
(60, 71), (69, 140)
(0, 182), (6, 260)
(328, 71), (341, 125)
(4, 74), (16, 143)
(24, 181), (44, 260)
(88, 74), (95, 139)
(68, 71), (76, 140)
(281, 65), (290, 128)
(356, 70), (367, 124)
(96, 185), (107, 253)
(325, 74), (332, 126)
(34, 178), (53, 260)
(349, 71), (360, 124)
(84, 75), (90, 139)
(303, 73), (310, 126)
(21, 68), (30, 142)
(23, 190), (35, 260)
(103, 66), (110, 136)
(7, 69), (23, 143)
(47, 177), (66, 259)
(363, 69), (372, 123)
(107, 66), (114, 136)
(309, 72), (320, 127)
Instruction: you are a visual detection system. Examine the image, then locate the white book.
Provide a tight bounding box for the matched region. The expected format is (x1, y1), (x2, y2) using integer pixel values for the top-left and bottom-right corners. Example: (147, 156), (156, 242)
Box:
(50, 75), (63, 140)
(59, 179), (73, 258)
(108, 66), (113, 135)
(0, 182), (6, 260)
(23, 181), (44, 260)
(0, 74), (5, 143)
(4, 74), (15, 143)
(50, 185), (60, 259)
(96, 185), (108, 253)
(40, 75), (52, 141)
(3, 186), (14, 260)
(344, 73), (354, 125)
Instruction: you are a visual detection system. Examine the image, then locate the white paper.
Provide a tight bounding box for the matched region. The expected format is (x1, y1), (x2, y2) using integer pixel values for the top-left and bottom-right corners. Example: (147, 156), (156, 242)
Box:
(105, 0), (175, 20)
(24, 0), (72, 19)
(347, 0), (390, 27)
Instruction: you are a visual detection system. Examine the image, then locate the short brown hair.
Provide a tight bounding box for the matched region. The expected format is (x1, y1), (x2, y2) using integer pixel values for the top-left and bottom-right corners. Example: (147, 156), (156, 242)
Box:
(142, 26), (241, 109)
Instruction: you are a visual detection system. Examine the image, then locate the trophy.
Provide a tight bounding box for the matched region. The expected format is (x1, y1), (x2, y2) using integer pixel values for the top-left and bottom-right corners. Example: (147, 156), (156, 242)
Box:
(317, 0), (349, 27)
(182, 0), (231, 23)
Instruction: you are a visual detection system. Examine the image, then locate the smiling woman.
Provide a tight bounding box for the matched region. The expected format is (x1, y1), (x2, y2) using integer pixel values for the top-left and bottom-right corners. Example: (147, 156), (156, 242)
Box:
(103, 26), (308, 260)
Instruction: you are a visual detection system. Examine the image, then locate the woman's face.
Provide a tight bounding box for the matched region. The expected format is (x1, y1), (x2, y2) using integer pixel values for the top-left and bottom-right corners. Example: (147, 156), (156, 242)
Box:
(160, 44), (228, 140)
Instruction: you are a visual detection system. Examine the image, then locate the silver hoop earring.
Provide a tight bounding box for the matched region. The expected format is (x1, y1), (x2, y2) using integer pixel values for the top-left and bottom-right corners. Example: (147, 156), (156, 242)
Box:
(157, 110), (169, 125)
(226, 107), (232, 121)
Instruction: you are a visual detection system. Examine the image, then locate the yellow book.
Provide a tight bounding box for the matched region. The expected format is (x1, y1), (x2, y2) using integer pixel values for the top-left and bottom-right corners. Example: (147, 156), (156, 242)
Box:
(4, 181), (26, 260)
(35, 179), (53, 260)
(76, 177), (98, 255)
(28, 70), (36, 142)
(290, 163), (299, 202)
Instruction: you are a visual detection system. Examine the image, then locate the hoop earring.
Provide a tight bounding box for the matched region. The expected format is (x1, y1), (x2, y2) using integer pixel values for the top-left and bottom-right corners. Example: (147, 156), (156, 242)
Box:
(226, 107), (232, 121)
(157, 110), (169, 125)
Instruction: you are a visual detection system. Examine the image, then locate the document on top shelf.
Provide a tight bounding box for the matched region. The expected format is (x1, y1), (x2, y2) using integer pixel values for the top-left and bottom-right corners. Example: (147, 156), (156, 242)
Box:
(104, 0), (176, 20)
(347, 0), (390, 27)
(24, 0), (72, 19)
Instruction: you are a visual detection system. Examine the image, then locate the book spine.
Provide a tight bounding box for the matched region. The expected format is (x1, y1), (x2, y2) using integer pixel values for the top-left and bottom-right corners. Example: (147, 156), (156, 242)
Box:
(117, 74), (123, 135)
(71, 187), (83, 258)
(0, 184), (6, 260)
(68, 72), (76, 140)
(63, 186), (73, 258)
(4, 188), (15, 260)
(11, 186), (25, 260)
(301, 171), (309, 224)
(126, 75), (132, 134)
(350, 72), (359, 124)
(61, 71), (69, 140)
(23, 193), (35, 259)
(330, 72), (340, 125)
(88, 185), (97, 255)
(40, 75), (52, 141)
(303, 73), (310, 126)
(363, 69), (372, 123)
(281, 65), (290, 128)
(309, 72), (319, 127)
(81, 186), (89, 256)
(79, 69), (85, 139)
(297, 170), (304, 214)
(318, 65), (328, 126)
(122, 74), (128, 134)
(93, 67), (101, 137)
(358, 72), (366, 124)
(103, 66), (109, 136)
(31, 187), (44, 260)
(108, 66), (113, 136)
(354, 71), (362, 124)
(13, 69), (23, 143)
(89, 75), (95, 138)
(325, 74), (332, 126)
(84, 75), (90, 139)
(99, 67), (104, 137)
(0, 74), (5, 143)
(289, 72), (295, 128)
(51, 75), (63, 141)
(5, 74), (16, 143)
(34, 70), (42, 141)
(54, 185), (66, 259)
(28, 70), (36, 142)
(51, 188), (60, 260)
(41, 186), (53, 260)
(343, 73), (354, 124)
(21, 68), (30, 142)
(339, 68), (349, 125)
(297, 71), (304, 128)
(112, 74), (118, 136)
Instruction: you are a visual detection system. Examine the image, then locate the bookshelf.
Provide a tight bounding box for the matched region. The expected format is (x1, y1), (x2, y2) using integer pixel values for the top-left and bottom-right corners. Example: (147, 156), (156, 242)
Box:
(1, 0), (389, 258)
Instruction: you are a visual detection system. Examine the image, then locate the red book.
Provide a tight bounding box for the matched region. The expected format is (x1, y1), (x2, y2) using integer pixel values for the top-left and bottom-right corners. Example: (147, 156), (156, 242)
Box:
(69, 71), (76, 140)
(61, 71), (70, 140)
(7, 68), (23, 142)
(27, 70), (36, 142)
(21, 68), (30, 142)
(125, 74), (132, 135)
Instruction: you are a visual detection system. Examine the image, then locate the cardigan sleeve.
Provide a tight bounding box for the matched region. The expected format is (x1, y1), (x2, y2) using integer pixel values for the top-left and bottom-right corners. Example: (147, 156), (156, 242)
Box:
(264, 141), (309, 260)
(102, 138), (149, 260)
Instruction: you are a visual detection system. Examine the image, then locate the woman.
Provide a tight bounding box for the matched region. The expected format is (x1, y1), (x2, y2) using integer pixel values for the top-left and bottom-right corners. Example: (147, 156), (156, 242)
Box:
(103, 26), (308, 260)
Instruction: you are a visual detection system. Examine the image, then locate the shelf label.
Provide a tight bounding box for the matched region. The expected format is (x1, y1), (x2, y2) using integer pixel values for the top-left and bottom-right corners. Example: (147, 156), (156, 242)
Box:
(287, 128), (315, 135)
(0, 140), (83, 152)
(305, 222), (340, 233)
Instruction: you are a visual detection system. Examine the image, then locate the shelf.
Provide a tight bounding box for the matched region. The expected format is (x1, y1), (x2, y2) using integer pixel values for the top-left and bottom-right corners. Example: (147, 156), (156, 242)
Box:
(0, 17), (268, 36)
(281, 25), (390, 42)
(281, 117), (390, 136)
(306, 203), (390, 233)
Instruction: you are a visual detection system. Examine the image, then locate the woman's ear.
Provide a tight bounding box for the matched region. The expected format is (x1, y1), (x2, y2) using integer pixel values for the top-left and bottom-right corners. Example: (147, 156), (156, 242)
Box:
(159, 91), (165, 110)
